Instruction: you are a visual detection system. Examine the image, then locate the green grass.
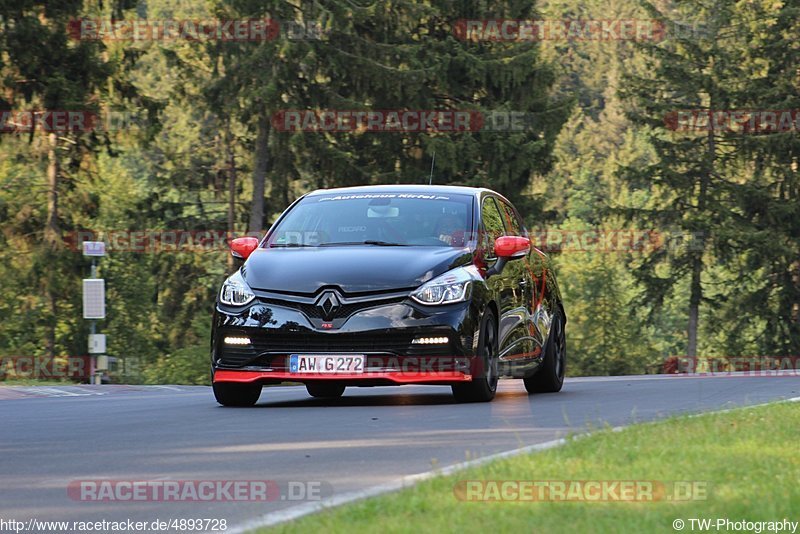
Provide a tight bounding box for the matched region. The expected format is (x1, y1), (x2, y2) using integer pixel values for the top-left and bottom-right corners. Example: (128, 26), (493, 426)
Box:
(264, 401), (800, 534)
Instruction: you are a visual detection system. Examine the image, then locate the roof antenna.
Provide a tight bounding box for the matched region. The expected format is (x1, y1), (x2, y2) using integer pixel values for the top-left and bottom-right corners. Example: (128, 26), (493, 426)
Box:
(428, 151), (436, 186)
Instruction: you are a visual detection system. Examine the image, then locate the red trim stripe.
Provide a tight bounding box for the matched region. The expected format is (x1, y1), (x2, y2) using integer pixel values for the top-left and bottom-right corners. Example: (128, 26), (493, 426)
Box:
(213, 369), (472, 384)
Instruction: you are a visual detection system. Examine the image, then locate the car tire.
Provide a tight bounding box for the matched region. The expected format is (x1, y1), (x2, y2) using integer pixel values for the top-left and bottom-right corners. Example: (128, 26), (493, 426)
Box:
(452, 309), (499, 403)
(213, 382), (262, 407)
(306, 383), (346, 398)
(524, 310), (566, 394)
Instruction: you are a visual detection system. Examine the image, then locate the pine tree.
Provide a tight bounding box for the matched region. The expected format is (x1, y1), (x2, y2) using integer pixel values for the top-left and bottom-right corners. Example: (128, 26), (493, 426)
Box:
(0, 0), (138, 358)
(716, 3), (800, 354)
(618, 0), (744, 358)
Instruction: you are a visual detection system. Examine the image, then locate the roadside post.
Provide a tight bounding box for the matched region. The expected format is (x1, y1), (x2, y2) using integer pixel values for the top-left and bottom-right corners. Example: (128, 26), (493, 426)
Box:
(82, 241), (106, 385)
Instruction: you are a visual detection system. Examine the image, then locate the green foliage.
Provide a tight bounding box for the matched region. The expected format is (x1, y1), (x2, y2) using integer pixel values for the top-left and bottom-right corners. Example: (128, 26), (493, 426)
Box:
(1, 0), (798, 383)
(615, 0), (800, 356)
(141, 345), (210, 386)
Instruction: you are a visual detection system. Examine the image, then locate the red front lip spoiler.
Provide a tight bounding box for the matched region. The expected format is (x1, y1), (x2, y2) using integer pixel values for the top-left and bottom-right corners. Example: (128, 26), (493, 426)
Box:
(213, 369), (472, 384)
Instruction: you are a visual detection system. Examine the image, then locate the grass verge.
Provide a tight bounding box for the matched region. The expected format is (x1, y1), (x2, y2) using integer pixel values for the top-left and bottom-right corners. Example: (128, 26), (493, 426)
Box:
(264, 400), (800, 533)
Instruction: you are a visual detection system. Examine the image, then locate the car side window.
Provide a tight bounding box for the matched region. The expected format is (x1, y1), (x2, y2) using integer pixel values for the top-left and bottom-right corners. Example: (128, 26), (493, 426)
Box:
(480, 197), (507, 258)
(499, 200), (523, 236)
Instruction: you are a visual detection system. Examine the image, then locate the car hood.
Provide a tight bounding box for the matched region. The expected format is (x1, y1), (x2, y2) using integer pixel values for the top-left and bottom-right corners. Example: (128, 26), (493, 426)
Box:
(241, 246), (473, 294)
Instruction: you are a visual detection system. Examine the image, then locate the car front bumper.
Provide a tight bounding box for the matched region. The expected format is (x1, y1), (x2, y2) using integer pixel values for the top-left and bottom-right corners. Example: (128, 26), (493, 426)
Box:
(211, 296), (483, 386)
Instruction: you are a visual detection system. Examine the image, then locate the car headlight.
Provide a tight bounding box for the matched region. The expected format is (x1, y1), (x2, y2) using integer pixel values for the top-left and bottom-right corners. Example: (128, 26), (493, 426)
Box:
(219, 270), (255, 306)
(411, 265), (480, 305)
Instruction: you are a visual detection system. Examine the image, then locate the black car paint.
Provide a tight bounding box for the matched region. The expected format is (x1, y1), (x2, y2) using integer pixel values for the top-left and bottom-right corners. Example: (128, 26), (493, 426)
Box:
(241, 246), (474, 295)
(212, 185), (564, 382)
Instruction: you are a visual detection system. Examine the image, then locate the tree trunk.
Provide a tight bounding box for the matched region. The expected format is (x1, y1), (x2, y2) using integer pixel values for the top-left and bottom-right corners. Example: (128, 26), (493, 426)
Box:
(44, 132), (60, 358)
(687, 106), (715, 358)
(213, 133), (223, 200)
(271, 134), (290, 209)
(44, 132), (60, 248)
(226, 124), (237, 271)
(248, 112), (269, 233)
(792, 260), (800, 325)
(686, 258), (702, 358)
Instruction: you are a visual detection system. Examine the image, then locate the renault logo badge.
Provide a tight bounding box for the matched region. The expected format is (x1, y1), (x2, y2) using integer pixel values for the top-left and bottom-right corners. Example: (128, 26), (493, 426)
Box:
(316, 291), (341, 321)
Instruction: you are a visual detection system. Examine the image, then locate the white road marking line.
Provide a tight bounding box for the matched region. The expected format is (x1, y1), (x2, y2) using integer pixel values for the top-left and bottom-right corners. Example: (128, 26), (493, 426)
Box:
(0, 385), (210, 401)
(228, 394), (800, 533)
(16, 387), (100, 397)
(568, 370), (800, 382)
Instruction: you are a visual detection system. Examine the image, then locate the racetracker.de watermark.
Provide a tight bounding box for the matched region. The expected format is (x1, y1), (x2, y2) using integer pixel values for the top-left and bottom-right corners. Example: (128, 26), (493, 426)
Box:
(453, 19), (708, 42)
(0, 110), (140, 133)
(0, 355), (90, 380)
(64, 230), (261, 253)
(663, 356), (800, 377)
(526, 229), (703, 253)
(67, 479), (331, 502)
(64, 228), (703, 254)
(664, 110), (800, 133)
(455, 480), (708, 502)
(271, 110), (538, 133)
(268, 228), (704, 253)
(67, 18), (326, 41)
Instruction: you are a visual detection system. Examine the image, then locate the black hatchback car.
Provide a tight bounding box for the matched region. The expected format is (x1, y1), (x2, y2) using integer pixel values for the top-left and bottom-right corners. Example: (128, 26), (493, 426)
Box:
(211, 185), (566, 406)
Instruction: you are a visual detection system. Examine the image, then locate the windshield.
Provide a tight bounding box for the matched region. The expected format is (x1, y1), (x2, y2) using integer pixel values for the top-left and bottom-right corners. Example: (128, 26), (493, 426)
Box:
(268, 192), (473, 247)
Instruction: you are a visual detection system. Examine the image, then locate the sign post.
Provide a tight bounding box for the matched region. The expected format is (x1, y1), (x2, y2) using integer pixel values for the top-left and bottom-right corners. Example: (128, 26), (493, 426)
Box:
(82, 241), (106, 385)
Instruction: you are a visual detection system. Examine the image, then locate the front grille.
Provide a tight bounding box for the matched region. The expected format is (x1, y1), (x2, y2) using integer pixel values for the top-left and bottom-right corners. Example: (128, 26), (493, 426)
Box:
(261, 296), (405, 320)
(217, 346), (259, 367)
(216, 331), (455, 368)
(251, 332), (417, 353)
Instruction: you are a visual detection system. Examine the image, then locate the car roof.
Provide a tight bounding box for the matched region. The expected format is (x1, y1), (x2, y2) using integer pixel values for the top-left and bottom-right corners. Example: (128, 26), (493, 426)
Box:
(305, 184), (496, 198)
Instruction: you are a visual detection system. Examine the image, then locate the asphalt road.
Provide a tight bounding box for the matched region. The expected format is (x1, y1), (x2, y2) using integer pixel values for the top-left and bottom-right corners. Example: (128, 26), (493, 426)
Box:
(1, 375), (798, 532)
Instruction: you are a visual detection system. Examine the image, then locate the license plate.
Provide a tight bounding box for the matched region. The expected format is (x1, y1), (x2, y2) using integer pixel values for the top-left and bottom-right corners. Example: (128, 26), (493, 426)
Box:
(289, 354), (365, 374)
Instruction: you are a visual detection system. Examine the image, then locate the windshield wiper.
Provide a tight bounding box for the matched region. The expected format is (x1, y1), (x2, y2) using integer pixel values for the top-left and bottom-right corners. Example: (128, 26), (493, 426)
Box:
(268, 243), (316, 248)
(363, 240), (409, 246)
(318, 240), (409, 247)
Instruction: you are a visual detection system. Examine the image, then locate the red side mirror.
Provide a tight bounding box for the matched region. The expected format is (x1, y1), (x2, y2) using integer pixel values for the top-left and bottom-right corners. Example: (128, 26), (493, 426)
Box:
(230, 237), (259, 260)
(494, 236), (531, 259)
